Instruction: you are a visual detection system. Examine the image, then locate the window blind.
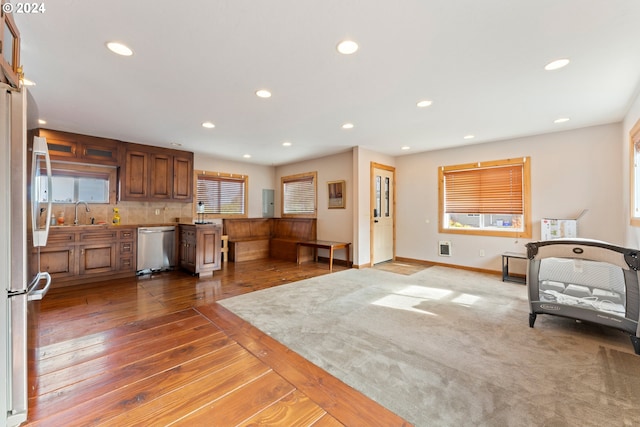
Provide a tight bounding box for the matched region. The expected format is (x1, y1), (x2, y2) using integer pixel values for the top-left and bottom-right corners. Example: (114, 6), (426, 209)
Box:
(197, 175), (245, 214)
(444, 164), (523, 214)
(283, 175), (315, 214)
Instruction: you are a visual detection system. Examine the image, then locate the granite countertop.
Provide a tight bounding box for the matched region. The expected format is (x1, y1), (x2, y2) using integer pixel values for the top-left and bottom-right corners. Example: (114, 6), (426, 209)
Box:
(50, 222), (220, 230)
(50, 223), (178, 229)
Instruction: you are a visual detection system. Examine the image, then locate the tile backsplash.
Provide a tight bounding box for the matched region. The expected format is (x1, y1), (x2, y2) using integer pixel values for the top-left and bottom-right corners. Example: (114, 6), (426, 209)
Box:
(50, 201), (194, 226)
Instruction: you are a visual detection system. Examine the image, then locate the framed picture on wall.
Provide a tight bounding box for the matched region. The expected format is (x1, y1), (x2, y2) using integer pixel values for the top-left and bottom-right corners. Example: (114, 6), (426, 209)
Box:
(328, 180), (345, 209)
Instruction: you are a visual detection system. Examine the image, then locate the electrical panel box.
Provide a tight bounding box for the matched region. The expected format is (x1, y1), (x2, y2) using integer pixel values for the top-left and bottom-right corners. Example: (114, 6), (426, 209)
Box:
(262, 189), (274, 218)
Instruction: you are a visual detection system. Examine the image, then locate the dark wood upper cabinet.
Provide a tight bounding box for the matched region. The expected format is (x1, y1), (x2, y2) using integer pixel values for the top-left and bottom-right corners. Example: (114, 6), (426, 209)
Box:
(35, 129), (120, 165)
(32, 128), (193, 203)
(149, 152), (172, 199)
(121, 142), (193, 202)
(0, 4), (21, 87)
(173, 155), (193, 200)
(123, 150), (149, 199)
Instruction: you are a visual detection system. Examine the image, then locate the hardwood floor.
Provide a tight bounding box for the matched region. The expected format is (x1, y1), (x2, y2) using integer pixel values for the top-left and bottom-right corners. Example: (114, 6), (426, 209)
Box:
(25, 259), (411, 426)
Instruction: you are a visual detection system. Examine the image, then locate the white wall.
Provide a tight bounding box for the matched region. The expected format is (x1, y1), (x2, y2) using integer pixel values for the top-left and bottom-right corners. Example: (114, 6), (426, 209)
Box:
(623, 90), (640, 248)
(194, 155), (275, 218)
(395, 123), (624, 273)
(275, 150), (354, 261)
(195, 120), (628, 273)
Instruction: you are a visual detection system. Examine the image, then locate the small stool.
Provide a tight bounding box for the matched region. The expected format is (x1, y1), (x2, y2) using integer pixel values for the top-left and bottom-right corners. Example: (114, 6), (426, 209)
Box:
(501, 252), (527, 284)
(221, 235), (228, 263)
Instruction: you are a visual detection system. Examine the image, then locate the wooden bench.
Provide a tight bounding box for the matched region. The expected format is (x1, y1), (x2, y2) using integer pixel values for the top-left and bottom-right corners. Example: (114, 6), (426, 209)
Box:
(224, 218), (271, 262)
(223, 218), (316, 262)
(270, 218), (317, 263)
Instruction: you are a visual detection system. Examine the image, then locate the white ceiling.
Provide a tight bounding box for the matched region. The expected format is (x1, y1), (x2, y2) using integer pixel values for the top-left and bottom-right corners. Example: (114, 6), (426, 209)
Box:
(15, 0), (640, 166)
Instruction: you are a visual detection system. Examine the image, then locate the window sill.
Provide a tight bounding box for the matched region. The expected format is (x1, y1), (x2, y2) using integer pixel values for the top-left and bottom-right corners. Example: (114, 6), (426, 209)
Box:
(440, 226), (531, 238)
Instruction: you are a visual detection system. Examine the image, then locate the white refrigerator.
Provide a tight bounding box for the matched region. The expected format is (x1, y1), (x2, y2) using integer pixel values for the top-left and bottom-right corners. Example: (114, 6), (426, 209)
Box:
(1, 83), (52, 427)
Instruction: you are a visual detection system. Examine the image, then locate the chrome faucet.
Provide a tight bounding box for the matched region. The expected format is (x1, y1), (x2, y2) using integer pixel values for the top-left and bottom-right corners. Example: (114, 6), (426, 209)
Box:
(74, 201), (90, 225)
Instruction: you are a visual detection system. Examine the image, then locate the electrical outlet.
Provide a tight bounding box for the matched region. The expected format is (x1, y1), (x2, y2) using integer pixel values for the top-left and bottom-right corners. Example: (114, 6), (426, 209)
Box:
(479, 249), (485, 257)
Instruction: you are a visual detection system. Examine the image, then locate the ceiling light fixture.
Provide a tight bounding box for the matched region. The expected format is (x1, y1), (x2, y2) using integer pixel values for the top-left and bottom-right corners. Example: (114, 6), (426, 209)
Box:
(106, 41), (134, 56)
(201, 121), (215, 129)
(342, 123), (354, 129)
(554, 117), (570, 123)
(401, 146), (411, 150)
(38, 119), (47, 125)
(256, 89), (272, 98)
(282, 141), (292, 147)
(416, 100), (432, 108)
(243, 154), (251, 158)
(544, 58), (569, 71)
(463, 135), (475, 140)
(337, 40), (358, 55)
(170, 142), (182, 147)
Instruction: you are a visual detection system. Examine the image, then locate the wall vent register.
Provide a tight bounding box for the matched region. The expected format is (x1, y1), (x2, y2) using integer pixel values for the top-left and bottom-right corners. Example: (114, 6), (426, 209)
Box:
(439, 241), (452, 256)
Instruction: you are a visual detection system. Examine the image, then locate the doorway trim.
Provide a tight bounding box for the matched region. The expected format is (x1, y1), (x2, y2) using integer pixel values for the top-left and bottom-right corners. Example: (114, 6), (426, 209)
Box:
(370, 162), (396, 266)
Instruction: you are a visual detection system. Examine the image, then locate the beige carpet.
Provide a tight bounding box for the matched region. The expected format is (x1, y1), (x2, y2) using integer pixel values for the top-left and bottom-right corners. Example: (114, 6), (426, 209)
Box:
(219, 266), (640, 427)
(373, 260), (433, 275)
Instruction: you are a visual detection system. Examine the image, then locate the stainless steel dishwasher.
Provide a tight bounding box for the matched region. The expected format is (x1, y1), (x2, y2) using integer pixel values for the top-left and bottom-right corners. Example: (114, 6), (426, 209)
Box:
(137, 226), (176, 275)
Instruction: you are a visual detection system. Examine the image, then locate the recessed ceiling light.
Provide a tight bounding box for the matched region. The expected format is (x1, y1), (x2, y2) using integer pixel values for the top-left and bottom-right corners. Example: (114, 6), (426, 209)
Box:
(544, 59), (569, 71)
(38, 119), (47, 125)
(243, 154), (251, 158)
(554, 117), (570, 123)
(282, 141), (292, 147)
(416, 100), (432, 108)
(337, 40), (358, 55)
(256, 89), (272, 98)
(342, 123), (354, 129)
(170, 142), (182, 147)
(22, 78), (36, 86)
(401, 146), (411, 150)
(463, 135), (475, 140)
(202, 121), (215, 129)
(106, 41), (133, 56)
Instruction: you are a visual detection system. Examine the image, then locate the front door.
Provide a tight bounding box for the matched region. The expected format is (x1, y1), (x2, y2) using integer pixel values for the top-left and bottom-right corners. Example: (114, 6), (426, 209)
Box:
(372, 163), (395, 264)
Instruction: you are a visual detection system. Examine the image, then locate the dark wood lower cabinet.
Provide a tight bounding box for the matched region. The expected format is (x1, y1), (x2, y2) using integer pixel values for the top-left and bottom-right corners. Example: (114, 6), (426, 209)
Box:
(32, 226), (137, 287)
(179, 227), (197, 271)
(178, 224), (222, 276)
(78, 243), (117, 275)
(37, 245), (76, 279)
